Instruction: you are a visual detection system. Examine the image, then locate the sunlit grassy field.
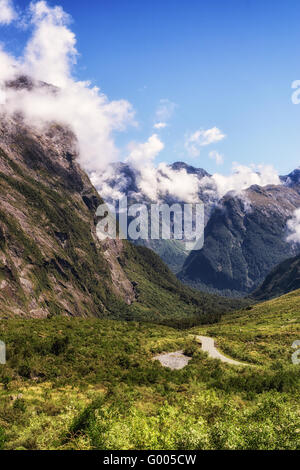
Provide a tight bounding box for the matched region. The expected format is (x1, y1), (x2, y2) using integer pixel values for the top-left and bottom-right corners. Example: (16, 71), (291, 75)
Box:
(0, 291), (299, 450)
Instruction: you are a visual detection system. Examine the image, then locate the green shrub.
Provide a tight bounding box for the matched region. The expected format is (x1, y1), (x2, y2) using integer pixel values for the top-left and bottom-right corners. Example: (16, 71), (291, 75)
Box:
(18, 364), (31, 379)
(0, 427), (6, 450)
(50, 336), (70, 356)
(13, 398), (26, 413)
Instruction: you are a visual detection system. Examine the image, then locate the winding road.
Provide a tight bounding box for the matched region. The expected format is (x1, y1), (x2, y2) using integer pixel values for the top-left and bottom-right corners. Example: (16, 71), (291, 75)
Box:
(195, 335), (250, 366)
(154, 335), (252, 370)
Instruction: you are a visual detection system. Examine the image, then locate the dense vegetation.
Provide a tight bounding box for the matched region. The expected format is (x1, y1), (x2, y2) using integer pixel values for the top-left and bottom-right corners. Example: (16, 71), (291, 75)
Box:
(122, 243), (247, 327)
(0, 290), (299, 450)
(135, 238), (188, 275)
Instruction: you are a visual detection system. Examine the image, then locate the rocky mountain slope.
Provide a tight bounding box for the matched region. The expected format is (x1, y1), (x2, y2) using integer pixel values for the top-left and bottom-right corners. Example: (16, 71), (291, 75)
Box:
(281, 168), (300, 187)
(0, 113), (134, 318)
(179, 182), (300, 296)
(0, 83), (243, 322)
(93, 161), (213, 273)
(252, 253), (300, 300)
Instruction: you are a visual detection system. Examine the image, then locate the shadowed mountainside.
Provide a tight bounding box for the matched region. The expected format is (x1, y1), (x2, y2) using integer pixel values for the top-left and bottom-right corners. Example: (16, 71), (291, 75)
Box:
(252, 253), (300, 301)
(179, 183), (300, 296)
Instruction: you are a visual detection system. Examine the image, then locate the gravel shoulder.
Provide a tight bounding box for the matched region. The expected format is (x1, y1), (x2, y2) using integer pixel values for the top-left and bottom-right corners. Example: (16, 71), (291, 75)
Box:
(153, 351), (192, 370)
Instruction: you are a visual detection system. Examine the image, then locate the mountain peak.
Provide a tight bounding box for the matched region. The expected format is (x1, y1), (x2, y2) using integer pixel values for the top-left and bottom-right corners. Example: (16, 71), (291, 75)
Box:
(5, 74), (58, 96)
(281, 168), (300, 187)
(170, 161), (210, 178)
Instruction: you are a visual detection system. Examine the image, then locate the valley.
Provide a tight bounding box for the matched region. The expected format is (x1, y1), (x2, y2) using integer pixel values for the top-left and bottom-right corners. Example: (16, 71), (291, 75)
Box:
(0, 289), (299, 450)
(0, 84), (299, 452)
(0, 0), (299, 455)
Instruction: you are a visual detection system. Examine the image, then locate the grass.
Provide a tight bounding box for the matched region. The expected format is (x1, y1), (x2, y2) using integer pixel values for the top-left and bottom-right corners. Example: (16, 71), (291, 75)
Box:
(0, 291), (299, 450)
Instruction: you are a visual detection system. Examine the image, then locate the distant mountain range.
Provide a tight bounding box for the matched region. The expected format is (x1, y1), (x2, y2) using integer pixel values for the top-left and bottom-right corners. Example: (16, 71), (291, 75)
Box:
(179, 178), (300, 296)
(97, 161), (300, 297)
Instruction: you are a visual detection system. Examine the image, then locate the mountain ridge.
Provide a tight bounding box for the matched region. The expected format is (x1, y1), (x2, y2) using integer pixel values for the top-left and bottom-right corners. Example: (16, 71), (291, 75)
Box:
(179, 182), (300, 296)
(0, 106), (244, 322)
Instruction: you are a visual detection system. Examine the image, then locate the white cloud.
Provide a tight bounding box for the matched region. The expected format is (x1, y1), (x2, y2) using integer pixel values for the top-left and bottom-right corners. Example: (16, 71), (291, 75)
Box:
(95, 159), (281, 207)
(0, 0), (16, 24)
(23, 1), (77, 88)
(156, 162), (199, 203)
(209, 150), (224, 165)
(153, 99), (176, 129)
(125, 134), (164, 200)
(91, 165), (131, 202)
(201, 163), (280, 200)
(153, 122), (167, 129)
(127, 134), (164, 168)
(287, 208), (300, 244)
(99, 133), (197, 203)
(0, 1), (135, 172)
(185, 127), (226, 157)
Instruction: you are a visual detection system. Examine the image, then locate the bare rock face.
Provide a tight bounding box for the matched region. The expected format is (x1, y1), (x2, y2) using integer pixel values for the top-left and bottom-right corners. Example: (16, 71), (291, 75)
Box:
(101, 239), (135, 305)
(0, 109), (135, 318)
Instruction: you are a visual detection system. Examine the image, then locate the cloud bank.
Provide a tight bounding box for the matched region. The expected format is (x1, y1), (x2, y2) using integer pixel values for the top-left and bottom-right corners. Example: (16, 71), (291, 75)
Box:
(0, 0), (17, 24)
(0, 1), (134, 172)
(205, 163), (280, 200)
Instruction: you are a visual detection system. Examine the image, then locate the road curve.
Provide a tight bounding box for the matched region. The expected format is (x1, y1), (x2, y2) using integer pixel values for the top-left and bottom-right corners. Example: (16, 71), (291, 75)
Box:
(195, 335), (250, 366)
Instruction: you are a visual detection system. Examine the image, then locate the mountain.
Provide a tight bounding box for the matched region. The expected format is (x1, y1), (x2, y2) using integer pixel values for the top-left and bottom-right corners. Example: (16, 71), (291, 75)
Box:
(281, 168), (300, 187)
(0, 82), (244, 323)
(179, 183), (300, 296)
(0, 113), (135, 318)
(93, 160), (213, 273)
(95, 158), (300, 295)
(97, 160), (211, 207)
(251, 253), (300, 300)
(169, 161), (210, 178)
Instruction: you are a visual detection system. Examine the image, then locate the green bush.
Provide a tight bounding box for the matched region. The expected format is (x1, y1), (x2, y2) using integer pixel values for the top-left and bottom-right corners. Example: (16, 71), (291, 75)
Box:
(13, 398), (26, 413)
(50, 336), (70, 356)
(0, 427), (6, 450)
(18, 364), (32, 379)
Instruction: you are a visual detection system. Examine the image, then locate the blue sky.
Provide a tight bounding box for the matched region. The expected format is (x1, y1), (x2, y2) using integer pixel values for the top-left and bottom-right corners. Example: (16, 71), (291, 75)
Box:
(2, 0), (300, 175)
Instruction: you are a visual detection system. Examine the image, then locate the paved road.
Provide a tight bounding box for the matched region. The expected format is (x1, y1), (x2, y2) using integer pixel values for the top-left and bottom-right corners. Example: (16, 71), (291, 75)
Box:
(195, 335), (250, 366)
